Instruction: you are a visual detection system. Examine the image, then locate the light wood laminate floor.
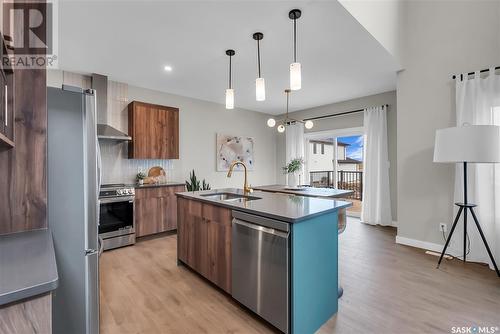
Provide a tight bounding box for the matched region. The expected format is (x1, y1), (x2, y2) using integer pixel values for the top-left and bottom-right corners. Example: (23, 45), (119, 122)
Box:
(100, 219), (500, 334)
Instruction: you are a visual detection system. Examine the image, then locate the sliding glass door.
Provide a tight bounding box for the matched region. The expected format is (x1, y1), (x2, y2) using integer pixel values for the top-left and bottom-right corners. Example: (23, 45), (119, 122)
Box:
(305, 127), (364, 217)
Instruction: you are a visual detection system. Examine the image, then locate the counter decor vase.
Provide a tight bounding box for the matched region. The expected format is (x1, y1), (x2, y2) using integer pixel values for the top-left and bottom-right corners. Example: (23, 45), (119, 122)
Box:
(283, 158), (304, 189)
(288, 172), (298, 188)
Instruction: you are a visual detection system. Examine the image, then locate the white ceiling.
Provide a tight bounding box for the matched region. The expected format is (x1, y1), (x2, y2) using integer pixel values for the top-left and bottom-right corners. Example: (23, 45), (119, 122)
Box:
(58, 1), (398, 115)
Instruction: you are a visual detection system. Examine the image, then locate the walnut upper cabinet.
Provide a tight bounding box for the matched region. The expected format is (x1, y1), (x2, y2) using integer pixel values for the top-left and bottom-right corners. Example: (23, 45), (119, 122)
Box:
(128, 101), (179, 159)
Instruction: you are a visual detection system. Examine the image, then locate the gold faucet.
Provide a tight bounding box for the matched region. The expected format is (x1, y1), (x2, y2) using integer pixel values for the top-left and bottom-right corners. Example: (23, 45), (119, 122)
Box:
(227, 160), (253, 193)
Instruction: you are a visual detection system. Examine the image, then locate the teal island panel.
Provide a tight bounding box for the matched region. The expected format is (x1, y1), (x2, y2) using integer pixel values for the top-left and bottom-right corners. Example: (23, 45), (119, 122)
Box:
(291, 211), (338, 334)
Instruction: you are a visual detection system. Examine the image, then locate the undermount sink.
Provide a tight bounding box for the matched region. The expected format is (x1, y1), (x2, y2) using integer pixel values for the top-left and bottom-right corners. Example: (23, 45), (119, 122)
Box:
(200, 192), (261, 203)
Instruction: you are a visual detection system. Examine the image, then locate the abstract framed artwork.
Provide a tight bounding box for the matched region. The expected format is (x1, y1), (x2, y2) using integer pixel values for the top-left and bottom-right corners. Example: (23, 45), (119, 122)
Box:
(216, 134), (255, 171)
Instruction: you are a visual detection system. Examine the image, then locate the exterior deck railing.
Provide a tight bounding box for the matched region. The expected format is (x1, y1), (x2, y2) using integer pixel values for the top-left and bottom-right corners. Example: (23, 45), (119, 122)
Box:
(309, 170), (363, 201)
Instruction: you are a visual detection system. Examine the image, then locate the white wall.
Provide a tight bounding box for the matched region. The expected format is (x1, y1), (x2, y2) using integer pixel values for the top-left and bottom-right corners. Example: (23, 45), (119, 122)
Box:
(396, 1), (500, 247)
(276, 91), (397, 220)
(339, 0), (405, 68)
(48, 70), (277, 188)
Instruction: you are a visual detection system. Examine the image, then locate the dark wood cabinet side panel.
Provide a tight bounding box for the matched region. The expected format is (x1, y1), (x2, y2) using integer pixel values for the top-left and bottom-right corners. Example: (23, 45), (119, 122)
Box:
(0, 67), (46, 234)
(0, 293), (52, 334)
(177, 198), (208, 277)
(177, 197), (188, 263)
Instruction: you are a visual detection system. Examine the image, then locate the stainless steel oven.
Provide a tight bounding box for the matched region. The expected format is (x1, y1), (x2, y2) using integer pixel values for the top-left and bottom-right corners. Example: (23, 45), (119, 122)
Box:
(98, 184), (136, 250)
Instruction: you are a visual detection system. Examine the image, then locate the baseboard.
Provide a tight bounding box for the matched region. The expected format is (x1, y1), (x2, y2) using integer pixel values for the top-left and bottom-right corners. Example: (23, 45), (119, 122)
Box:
(395, 236), (444, 253)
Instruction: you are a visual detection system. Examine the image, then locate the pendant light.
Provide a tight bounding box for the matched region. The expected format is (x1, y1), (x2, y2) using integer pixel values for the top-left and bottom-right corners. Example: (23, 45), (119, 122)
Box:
(267, 89), (313, 132)
(253, 32), (265, 101)
(225, 49), (235, 109)
(289, 9), (302, 91)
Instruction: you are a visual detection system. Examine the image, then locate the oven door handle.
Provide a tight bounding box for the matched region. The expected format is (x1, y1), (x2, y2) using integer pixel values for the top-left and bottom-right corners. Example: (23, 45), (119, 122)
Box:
(99, 196), (135, 204)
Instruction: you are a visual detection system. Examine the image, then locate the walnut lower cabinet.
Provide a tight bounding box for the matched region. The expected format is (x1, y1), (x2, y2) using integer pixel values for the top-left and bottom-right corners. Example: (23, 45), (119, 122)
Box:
(177, 197), (232, 293)
(0, 293), (52, 334)
(134, 185), (185, 237)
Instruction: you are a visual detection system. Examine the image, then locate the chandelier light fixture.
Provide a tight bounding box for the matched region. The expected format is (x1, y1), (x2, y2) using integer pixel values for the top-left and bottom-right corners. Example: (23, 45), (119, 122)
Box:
(225, 49), (235, 109)
(253, 32), (265, 101)
(267, 89), (313, 133)
(289, 9), (302, 91)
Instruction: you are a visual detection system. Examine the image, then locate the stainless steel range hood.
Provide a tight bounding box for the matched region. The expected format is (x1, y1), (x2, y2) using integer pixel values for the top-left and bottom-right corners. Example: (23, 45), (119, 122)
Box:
(92, 73), (132, 141)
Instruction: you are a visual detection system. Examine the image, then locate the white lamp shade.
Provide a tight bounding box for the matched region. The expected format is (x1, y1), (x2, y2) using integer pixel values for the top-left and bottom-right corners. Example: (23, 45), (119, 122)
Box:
(225, 89), (234, 109)
(256, 77), (266, 101)
(290, 62), (301, 90)
(434, 125), (500, 163)
(267, 118), (276, 127)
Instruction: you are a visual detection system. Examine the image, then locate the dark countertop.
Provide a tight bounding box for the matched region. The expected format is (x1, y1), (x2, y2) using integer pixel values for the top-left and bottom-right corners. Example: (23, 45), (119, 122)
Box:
(0, 229), (59, 306)
(176, 188), (351, 223)
(253, 184), (354, 198)
(134, 181), (185, 189)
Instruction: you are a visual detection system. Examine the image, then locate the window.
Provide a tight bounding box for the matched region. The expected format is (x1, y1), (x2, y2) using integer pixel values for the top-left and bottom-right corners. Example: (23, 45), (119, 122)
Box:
(313, 143), (317, 154)
(321, 144), (325, 155)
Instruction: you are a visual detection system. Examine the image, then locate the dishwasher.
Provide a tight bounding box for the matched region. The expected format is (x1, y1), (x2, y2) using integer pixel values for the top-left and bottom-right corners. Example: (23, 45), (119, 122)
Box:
(231, 211), (290, 334)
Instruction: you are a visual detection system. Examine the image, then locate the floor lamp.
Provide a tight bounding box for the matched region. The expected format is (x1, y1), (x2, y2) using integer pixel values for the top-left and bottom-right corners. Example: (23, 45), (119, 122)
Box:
(433, 125), (500, 277)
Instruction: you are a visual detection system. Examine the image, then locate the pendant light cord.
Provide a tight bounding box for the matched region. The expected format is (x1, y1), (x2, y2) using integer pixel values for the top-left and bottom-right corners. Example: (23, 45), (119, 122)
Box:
(293, 17), (297, 63)
(286, 91), (289, 118)
(257, 39), (261, 78)
(229, 55), (232, 89)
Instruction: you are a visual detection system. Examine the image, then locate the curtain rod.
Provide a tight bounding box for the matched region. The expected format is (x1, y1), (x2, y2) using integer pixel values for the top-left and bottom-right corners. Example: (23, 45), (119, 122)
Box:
(303, 104), (388, 122)
(452, 66), (499, 80)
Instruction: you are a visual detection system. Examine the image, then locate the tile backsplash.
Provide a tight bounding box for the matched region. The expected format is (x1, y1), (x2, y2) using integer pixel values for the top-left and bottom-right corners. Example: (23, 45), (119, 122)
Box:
(99, 140), (174, 184)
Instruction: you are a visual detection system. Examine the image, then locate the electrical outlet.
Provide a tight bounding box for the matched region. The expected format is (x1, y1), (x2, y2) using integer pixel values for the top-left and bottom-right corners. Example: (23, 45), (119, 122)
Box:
(439, 223), (448, 233)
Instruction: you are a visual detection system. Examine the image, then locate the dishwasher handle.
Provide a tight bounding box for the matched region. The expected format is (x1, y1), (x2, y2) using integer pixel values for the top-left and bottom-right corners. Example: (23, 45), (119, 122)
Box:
(232, 218), (289, 239)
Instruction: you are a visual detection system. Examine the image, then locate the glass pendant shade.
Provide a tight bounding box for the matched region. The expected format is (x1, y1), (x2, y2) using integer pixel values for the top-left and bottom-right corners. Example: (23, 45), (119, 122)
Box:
(225, 89), (234, 109)
(290, 62), (301, 90)
(256, 77), (266, 101)
(277, 124), (286, 133)
(267, 118), (276, 127)
(304, 120), (314, 129)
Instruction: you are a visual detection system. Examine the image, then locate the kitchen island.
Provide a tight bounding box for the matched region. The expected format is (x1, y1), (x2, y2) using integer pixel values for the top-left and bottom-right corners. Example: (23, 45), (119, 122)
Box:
(176, 188), (351, 334)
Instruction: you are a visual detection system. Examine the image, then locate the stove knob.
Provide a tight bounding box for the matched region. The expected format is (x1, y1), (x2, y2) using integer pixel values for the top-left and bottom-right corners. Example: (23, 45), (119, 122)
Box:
(117, 189), (123, 195)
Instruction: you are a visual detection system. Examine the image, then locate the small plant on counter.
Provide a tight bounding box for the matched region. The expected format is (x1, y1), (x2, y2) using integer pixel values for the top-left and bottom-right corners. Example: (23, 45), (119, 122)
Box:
(186, 170), (211, 191)
(136, 172), (147, 185)
(282, 158), (304, 174)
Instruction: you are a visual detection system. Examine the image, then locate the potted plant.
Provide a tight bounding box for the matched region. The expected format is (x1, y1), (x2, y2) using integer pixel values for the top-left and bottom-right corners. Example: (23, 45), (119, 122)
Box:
(136, 172), (147, 185)
(186, 170), (211, 191)
(282, 158), (304, 188)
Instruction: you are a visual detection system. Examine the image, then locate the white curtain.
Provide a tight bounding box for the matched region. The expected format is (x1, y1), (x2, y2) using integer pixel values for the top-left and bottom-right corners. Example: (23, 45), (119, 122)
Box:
(361, 106), (392, 226)
(285, 122), (305, 184)
(454, 68), (500, 270)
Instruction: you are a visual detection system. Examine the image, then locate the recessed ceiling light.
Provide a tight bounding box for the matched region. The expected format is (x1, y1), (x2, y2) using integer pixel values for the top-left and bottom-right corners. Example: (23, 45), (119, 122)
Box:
(164, 65), (173, 72)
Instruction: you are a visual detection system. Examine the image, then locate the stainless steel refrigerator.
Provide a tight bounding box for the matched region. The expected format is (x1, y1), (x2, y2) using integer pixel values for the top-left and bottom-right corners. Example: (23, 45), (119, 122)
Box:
(48, 86), (101, 334)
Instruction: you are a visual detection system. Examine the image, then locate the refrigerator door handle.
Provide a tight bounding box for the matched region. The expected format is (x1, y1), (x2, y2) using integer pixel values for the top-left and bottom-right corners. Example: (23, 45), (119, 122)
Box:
(85, 249), (98, 256)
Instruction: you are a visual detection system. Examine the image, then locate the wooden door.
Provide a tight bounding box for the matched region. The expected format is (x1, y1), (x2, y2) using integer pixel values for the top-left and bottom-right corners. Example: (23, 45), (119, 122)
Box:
(203, 204), (232, 293)
(134, 197), (163, 237)
(161, 185), (185, 231)
(128, 101), (179, 159)
(177, 198), (208, 277)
